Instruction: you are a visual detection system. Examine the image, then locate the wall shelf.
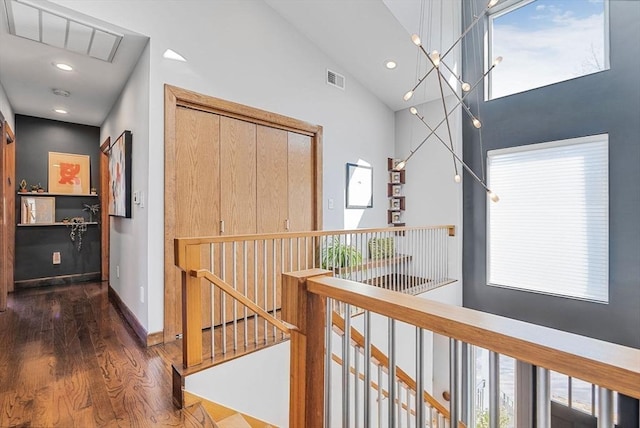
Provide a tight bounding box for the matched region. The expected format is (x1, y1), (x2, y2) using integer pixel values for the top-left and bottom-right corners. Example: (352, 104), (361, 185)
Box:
(387, 158), (405, 226)
(18, 192), (98, 197)
(18, 222), (99, 227)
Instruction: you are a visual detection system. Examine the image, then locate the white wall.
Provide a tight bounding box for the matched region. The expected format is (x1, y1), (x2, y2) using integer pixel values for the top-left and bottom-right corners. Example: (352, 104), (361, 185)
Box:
(52, 0), (395, 333)
(99, 42), (151, 330)
(185, 342), (290, 427)
(0, 81), (14, 131)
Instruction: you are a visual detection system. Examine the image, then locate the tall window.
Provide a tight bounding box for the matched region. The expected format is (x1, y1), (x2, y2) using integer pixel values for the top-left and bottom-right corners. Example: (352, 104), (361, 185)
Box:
(487, 134), (609, 302)
(488, 0), (609, 99)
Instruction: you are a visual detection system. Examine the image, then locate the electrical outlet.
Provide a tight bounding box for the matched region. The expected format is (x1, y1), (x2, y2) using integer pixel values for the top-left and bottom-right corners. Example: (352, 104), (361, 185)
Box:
(52, 252), (61, 264)
(116, 265), (120, 278)
(140, 286), (144, 303)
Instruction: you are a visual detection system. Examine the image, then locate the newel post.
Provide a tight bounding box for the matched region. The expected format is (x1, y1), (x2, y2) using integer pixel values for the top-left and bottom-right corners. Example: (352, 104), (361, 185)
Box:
(282, 269), (333, 428)
(182, 243), (203, 368)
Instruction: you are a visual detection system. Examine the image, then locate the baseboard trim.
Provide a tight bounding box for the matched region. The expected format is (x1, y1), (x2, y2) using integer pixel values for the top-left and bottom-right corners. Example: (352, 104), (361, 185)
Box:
(108, 284), (163, 348)
(15, 272), (101, 289)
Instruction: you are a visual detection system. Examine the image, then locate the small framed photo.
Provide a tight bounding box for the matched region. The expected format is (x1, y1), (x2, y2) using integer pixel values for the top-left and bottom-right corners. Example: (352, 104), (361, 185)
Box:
(392, 212), (402, 223)
(392, 185), (402, 196)
(390, 198), (401, 210)
(346, 163), (373, 208)
(390, 171), (401, 183)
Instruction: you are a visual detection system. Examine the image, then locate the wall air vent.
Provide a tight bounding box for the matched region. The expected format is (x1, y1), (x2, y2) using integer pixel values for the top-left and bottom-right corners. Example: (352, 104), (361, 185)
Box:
(327, 69), (345, 90)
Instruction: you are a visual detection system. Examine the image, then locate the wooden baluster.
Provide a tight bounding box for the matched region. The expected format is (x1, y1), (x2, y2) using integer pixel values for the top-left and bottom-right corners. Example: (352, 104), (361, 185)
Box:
(282, 268), (333, 428)
(183, 244), (203, 368)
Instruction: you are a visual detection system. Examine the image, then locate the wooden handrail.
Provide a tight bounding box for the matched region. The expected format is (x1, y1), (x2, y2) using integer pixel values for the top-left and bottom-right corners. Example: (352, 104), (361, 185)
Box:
(331, 312), (450, 417)
(192, 269), (296, 335)
(309, 277), (640, 400)
(174, 225), (455, 270)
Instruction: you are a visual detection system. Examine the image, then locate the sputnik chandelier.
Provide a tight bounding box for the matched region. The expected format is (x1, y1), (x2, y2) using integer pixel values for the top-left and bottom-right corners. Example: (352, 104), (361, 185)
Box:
(395, 0), (502, 202)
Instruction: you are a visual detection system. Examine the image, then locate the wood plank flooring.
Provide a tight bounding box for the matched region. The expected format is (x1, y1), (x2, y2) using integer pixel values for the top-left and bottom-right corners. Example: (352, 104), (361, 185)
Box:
(0, 282), (212, 427)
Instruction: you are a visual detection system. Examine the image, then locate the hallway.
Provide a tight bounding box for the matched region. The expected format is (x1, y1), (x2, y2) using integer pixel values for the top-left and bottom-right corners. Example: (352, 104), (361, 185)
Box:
(0, 282), (208, 427)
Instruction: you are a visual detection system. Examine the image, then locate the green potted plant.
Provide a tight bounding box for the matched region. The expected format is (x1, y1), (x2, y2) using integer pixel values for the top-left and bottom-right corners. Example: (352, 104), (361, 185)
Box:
(320, 237), (363, 271)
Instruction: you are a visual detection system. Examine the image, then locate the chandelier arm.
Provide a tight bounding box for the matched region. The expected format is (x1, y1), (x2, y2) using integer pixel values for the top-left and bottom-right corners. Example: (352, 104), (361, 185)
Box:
(441, 60), (465, 87)
(434, 65), (459, 175)
(440, 3), (492, 63)
(401, 62), (497, 165)
(415, 113), (490, 193)
(409, 66), (436, 94)
(437, 61), (479, 123)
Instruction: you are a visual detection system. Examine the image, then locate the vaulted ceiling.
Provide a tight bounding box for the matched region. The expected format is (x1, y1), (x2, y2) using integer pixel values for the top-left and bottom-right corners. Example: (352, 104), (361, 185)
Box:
(0, 0), (460, 126)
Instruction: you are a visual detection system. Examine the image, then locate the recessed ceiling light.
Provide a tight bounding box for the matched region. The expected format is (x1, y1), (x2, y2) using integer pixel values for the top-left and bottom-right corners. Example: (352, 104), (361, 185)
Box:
(163, 49), (187, 62)
(52, 88), (71, 97)
(53, 62), (73, 71)
(54, 108), (68, 114)
(385, 60), (397, 69)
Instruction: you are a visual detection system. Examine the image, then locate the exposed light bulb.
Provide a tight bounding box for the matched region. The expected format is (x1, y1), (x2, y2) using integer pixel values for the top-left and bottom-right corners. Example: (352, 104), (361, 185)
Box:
(454, 174), (461, 183)
(395, 160), (407, 171)
(488, 0), (499, 7)
(409, 107), (418, 115)
(403, 90), (414, 101)
(411, 34), (422, 46)
(488, 191), (500, 203)
(461, 82), (471, 92)
(430, 50), (441, 67)
(385, 60), (397, 69)
(472, 118), (482, 128)
(492, 56), (503, 66)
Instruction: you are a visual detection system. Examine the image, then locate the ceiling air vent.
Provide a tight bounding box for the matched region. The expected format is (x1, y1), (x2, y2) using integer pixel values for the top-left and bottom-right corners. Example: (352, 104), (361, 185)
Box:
(327, 69), (345, 90)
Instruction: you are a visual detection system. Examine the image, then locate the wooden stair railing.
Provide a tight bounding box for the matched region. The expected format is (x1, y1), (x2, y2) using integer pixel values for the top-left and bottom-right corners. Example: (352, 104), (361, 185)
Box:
(175, 225), (456, 368)
(283, 269), (640, 428)
(331, 311), (450, 419)
(193, 269), (296, 335)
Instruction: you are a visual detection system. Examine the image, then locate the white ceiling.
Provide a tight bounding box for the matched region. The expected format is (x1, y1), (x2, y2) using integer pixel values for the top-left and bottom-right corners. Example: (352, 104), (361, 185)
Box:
(266, 0), (460, 111)
(0, 0), (459, 128)
(0, 0), (148, 126)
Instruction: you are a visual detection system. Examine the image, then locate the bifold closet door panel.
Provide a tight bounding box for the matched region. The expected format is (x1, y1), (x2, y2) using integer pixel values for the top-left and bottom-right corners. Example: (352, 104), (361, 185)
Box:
(256, 125), (288, 313)
(288, 132), (315, 272)
(220, 116), (257, 324)
(175, 107), (220, 330)
(257, 125), (288, 233)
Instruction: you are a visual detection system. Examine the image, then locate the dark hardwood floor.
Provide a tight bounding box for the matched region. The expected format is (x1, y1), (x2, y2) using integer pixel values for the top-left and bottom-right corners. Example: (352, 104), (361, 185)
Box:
(0, 282), (210, 427)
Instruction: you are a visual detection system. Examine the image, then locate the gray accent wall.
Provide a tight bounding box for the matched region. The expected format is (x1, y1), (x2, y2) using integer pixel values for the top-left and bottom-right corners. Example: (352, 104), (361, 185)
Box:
(15, 115), (101, 283)
(461, 0), (640, 348)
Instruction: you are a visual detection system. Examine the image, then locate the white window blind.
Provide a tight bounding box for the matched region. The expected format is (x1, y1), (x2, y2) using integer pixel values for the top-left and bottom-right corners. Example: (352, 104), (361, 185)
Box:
(487, 135), (609, 302)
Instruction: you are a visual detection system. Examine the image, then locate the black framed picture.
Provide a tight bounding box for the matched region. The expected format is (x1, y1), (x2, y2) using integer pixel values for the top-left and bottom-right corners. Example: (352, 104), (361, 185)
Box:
(107, 130), (132, 218)
(346, 163), (373, 208)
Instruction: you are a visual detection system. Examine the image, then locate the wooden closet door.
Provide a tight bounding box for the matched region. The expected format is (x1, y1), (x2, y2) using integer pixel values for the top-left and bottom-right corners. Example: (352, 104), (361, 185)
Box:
(288, 132), (313, 231)
(174, 107), (220, 331)
(219, 116), (257, 325)
(288, 131), (315, 271)
(257, 125), (288, 233)
(256, 125), (288, 313)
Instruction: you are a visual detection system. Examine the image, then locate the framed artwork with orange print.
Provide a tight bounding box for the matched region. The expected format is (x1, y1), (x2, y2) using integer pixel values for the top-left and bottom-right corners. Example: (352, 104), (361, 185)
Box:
(48, 152), (90, 195)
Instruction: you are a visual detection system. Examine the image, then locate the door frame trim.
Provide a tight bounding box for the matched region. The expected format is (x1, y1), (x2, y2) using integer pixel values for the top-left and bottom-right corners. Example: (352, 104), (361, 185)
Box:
(99, 137), (111, 282)
(163, 84), (323, 342)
